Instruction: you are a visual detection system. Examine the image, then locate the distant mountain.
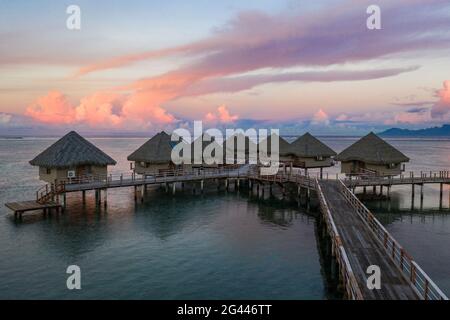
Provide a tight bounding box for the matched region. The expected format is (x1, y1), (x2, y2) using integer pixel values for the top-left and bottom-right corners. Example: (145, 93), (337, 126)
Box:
(379, 124), (450, 137)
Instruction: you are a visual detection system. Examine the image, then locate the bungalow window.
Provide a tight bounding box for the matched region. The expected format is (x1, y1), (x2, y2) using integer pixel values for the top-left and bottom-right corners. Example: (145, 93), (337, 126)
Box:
(387, 163), (397, 169)
(140, 161), (145, 167)
(316, 156), (324, 161)
(46, 168), (51, 175)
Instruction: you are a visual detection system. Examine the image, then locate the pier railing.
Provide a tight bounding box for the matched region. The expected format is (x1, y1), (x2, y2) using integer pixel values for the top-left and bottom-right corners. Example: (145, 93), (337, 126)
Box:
(338, 179), (448, 300)
(252, 171), (316, 189)
(62, 165), (247, 187)
(315, 179), (363, 300)
(344, 170), (450, 187)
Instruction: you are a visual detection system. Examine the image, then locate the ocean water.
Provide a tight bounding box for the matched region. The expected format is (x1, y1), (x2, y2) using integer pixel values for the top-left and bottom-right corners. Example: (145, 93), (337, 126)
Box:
(0, 136), (449, 299)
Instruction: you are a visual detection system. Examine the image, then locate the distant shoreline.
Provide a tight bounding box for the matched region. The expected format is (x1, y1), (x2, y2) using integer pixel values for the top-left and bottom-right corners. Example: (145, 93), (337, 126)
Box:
(2, 135), (450, 141)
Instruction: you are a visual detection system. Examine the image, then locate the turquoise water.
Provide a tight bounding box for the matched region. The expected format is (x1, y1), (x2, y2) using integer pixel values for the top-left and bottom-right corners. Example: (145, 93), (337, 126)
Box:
(1, 137), (450, 299)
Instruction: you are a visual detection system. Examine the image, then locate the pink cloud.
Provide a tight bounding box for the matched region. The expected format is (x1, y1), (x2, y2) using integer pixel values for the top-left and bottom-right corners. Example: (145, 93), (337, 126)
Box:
(312, 109), (330, 125)
(75, 92), (123, 127)
(25, 91), (75, 124)
(204, 105), (238, 123)
(431, 80), (450, 118)
(75, 0), (450, 78)
(26, 91), (175, 128)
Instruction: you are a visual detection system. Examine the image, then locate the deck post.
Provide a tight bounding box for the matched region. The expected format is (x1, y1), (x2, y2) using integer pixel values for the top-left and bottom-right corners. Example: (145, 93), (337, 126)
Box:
(225, 178), (229, 191)
(98, 189), (101, 206)
(380, 185), (383, 196)
(104, 189), (107, 208)
(200, 180), (204, 193)
(63, 193), (66, 210)
(439, 183), (443, 209)
(172, 182), (176, 195)
(420, 184), (424, 209)
(141, 185), (144, 202)
(297, 185), (301, 197)
(237, 179), (240, 190)
(82, 190), (86, 203)
(134, 186), (137, 201)
(363, 186), (367, 195)
(320, 167), (323, 180)
(387, 186), (391, 199)
(373, 185), (376, 194)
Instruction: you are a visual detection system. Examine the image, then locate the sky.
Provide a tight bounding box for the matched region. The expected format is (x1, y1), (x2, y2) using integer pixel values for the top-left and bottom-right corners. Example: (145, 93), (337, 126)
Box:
(1, 0), (450, 136)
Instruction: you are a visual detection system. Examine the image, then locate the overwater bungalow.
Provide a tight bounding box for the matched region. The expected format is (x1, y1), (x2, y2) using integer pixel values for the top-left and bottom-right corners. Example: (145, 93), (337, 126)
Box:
(29, 131), (116, 184)
(288, 133), (337, 177)
(258, 133), (292, 168)
(223, 133), (258, 165)
(337, 132), (409, 177)
(128, 131), (189, 176)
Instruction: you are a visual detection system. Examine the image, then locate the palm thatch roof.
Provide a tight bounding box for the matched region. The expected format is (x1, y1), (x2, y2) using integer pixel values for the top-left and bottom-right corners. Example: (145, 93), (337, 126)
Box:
(336, 132), (409, 164)
(290, 133), (337, 158)
(127, 131), (177, 164)
(224, 133), (258, 154)
(258, 133), (292, 156)
(223, 133), (258, 163)
(29, 131), (116, 168)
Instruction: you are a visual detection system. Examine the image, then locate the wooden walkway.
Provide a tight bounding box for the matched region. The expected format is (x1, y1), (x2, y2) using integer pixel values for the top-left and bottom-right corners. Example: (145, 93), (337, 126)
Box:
(319, 180), (419, 299)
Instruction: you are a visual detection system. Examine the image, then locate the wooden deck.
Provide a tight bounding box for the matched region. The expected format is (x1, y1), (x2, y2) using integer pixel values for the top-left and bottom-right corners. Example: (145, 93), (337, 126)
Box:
(5, 200), (61, 217)
(319, 181), (419, 299)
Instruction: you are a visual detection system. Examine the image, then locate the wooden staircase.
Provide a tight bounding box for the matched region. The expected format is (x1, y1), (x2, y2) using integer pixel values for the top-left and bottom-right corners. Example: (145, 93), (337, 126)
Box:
(36, 182), (65, 204)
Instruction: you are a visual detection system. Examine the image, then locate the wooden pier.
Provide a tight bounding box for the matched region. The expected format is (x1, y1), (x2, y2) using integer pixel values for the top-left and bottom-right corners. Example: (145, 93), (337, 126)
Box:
(5, 200), (62, 218)
(3, 166), (450, 300)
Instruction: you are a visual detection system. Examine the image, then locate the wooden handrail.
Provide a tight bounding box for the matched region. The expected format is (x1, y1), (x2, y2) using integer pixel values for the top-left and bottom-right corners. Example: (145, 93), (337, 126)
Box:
(337, 179), (448, 300)
(315, 179), (363, 300)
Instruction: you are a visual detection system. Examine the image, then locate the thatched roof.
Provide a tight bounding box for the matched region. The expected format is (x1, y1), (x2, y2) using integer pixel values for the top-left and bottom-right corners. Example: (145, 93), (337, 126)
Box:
(127, 131), (176, 164)
(336, 132), (409, 164)
(290, 133), (337, 158)
(29, 131), (116, 168)
(224, 133), (258, 154)
(258, 133), (292, 156)
(223, 133), (258, 163)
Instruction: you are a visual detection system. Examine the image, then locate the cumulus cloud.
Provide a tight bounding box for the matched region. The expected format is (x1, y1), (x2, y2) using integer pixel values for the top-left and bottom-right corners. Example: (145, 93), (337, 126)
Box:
(25, 91), (75, 124)
(431, 81), (450, 118)
(204, 105), (238, 123)
(312, 109), (330, 125)
(26, 91), (175, 128)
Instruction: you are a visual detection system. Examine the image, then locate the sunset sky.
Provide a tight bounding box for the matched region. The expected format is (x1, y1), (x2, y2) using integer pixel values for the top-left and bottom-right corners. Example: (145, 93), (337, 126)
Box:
(1, 0), (450, 135)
